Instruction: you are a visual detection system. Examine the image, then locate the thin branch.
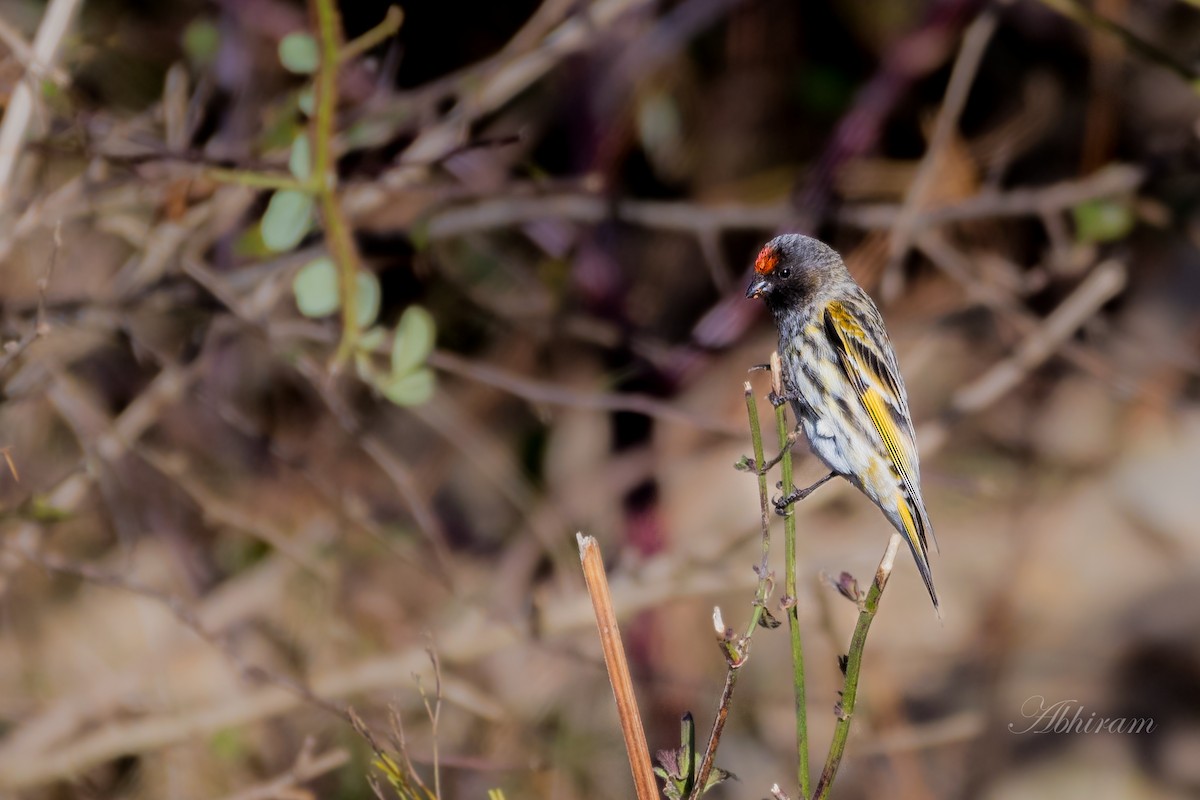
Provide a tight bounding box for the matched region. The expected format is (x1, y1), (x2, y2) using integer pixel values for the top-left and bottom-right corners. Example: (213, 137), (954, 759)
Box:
(181, 256), (456, 576)
(813, 533), (904, 800)
(1037, 0), (1200, 85)
(951, 259), (1127, 413)
(311, 0), (361, 365)
(416, 648), (444, 800)
(217, 740), (349, 800)
(339, 5), (403, 63)
(136, 446), (334, 579)
(885, 8), (997, 291)
(414, 164), (1144, 240)
(771, 353), (810, 799)
(915, 230), (1143, 401)
(0, 15), (69, 85)
(576, 533), (658, 800)
(203, 167), (312, 192)
(428, 349), (741, 434)
(687, 381), (776, 799)
(788, 0), (986, 230)
(11, 545), (350, 723)
(395, 0), (652, 169)
(0, 546), (762, 789)
(691, 657), (736, 800)
(0, 0), (84, 209)
(0, 224), (57, 377)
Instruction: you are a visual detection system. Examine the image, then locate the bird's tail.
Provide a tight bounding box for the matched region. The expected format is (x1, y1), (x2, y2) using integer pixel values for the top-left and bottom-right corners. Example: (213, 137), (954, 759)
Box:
(894, 495), (940, 618)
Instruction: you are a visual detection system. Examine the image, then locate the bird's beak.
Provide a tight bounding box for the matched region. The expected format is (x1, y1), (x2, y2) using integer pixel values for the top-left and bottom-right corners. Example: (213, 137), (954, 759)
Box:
(746, 278), (770, 299)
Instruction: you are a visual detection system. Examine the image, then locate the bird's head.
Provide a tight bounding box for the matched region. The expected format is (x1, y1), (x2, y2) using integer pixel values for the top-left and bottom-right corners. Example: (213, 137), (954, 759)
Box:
(745, 234), (846, 310)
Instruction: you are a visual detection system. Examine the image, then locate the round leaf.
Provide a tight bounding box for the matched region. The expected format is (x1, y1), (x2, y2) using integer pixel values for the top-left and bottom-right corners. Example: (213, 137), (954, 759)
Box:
(380, 367), (435, 407)
(288, 132), (311, 181)
(391, 305), (436, 375)
(279, 33), (319, 74)
(293, 257), (340, 317)
(356, 270), (381, 328)
(261, 190), (313, 252)
(297, 88), (315, 116)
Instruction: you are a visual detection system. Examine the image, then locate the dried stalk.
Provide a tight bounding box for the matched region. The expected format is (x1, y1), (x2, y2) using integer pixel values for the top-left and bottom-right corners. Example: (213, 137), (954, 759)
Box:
(576, 533), (658, 800)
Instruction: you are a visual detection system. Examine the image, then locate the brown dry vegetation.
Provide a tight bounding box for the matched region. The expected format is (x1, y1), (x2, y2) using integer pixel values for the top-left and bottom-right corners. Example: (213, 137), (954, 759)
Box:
(1, 0), (1200, 798)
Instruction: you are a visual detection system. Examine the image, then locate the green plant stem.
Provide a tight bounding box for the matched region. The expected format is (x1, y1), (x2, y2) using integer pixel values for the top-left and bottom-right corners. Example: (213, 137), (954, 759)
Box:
(340, 5), (404, 63)
(311, 0), (360, 366)
(813, 533), (902, 800)
(747, 384), (773, 631)
(776, 401), (810, 800)
(212, 4), (405, 370)
(688, 383), (774, 800)
(203, 168), (314, 192)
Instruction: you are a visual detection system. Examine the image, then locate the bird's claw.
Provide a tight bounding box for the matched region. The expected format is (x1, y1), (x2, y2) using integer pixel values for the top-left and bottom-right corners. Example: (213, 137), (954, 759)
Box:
(773, 489), (800, 516)
(767, 389), (796, 408)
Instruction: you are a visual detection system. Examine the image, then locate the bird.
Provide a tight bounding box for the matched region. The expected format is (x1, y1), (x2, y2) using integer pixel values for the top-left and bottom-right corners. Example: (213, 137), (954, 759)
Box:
(745, 233), (939, 614)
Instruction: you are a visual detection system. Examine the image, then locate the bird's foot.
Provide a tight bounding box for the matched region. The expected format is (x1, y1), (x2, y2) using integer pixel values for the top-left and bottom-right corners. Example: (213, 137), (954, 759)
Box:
(772, 471), (837, 515)
(767, 389), (798, 408)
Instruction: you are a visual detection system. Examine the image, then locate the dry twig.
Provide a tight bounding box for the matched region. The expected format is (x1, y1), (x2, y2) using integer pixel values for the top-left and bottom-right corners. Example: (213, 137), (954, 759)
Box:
(952, 259), (1128, 413)
(576, 533), (658, 800)
(884, 8), (997, 296)
(0, 0), (83, 209)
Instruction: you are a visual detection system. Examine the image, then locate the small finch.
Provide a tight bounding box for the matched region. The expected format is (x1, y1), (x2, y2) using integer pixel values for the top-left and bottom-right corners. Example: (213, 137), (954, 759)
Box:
(746, 234), (940, 614)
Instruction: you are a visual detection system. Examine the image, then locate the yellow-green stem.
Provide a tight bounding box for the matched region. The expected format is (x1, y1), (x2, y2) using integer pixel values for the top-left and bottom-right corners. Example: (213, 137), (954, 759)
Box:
(340, 6), (404, 63)
(813, 534), (901, 799)
(746, 384), (772, 635)
(204, 168), (313, 192)
(311, 0), (359, 365)
(776, 400), (810, 799)
(689, 384), (775, 800)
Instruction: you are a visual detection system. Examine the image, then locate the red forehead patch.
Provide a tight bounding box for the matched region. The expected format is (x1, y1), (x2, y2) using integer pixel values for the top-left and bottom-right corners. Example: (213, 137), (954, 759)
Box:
(754, 245), (779, 275)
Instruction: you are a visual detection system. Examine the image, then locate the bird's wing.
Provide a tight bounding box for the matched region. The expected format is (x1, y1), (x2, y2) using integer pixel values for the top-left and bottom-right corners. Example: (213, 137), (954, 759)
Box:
(822, 298), (932, 549)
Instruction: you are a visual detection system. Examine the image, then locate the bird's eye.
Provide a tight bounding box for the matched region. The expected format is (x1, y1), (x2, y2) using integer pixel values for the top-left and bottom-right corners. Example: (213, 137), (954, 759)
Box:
(779, 268), (791, 279)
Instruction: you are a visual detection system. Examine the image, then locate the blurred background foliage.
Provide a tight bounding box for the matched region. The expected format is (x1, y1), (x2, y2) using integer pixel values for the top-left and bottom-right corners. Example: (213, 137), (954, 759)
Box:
(1, 0), (1200, 798)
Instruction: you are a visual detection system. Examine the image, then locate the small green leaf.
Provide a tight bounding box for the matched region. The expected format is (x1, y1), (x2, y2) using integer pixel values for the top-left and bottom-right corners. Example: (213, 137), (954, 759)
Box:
(288, 132), (311, 181)
(358, 326), (386, 352)
(293, 257), (340, 317)
(702, 766), (735, 793)
(279, 32), (319, 74)
(391, 305), (436, 375)
(354, 349), (375, 382)
(262, 190), (313, 252)
(297, 87), (315, 116)
(356, 270), (381, 328)
(183, 20), (220, 65)
(1072, 198), (1134, 244)
(379, 367), (435, 406)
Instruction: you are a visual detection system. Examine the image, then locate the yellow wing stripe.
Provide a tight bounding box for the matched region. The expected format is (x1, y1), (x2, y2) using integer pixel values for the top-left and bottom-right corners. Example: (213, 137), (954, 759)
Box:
(823, 304), (928, 553)
(861, 386), (916, 488)
(825, 301), (864, 339)
(895, 498), (921, 551)
(823, 302), (918, 488)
